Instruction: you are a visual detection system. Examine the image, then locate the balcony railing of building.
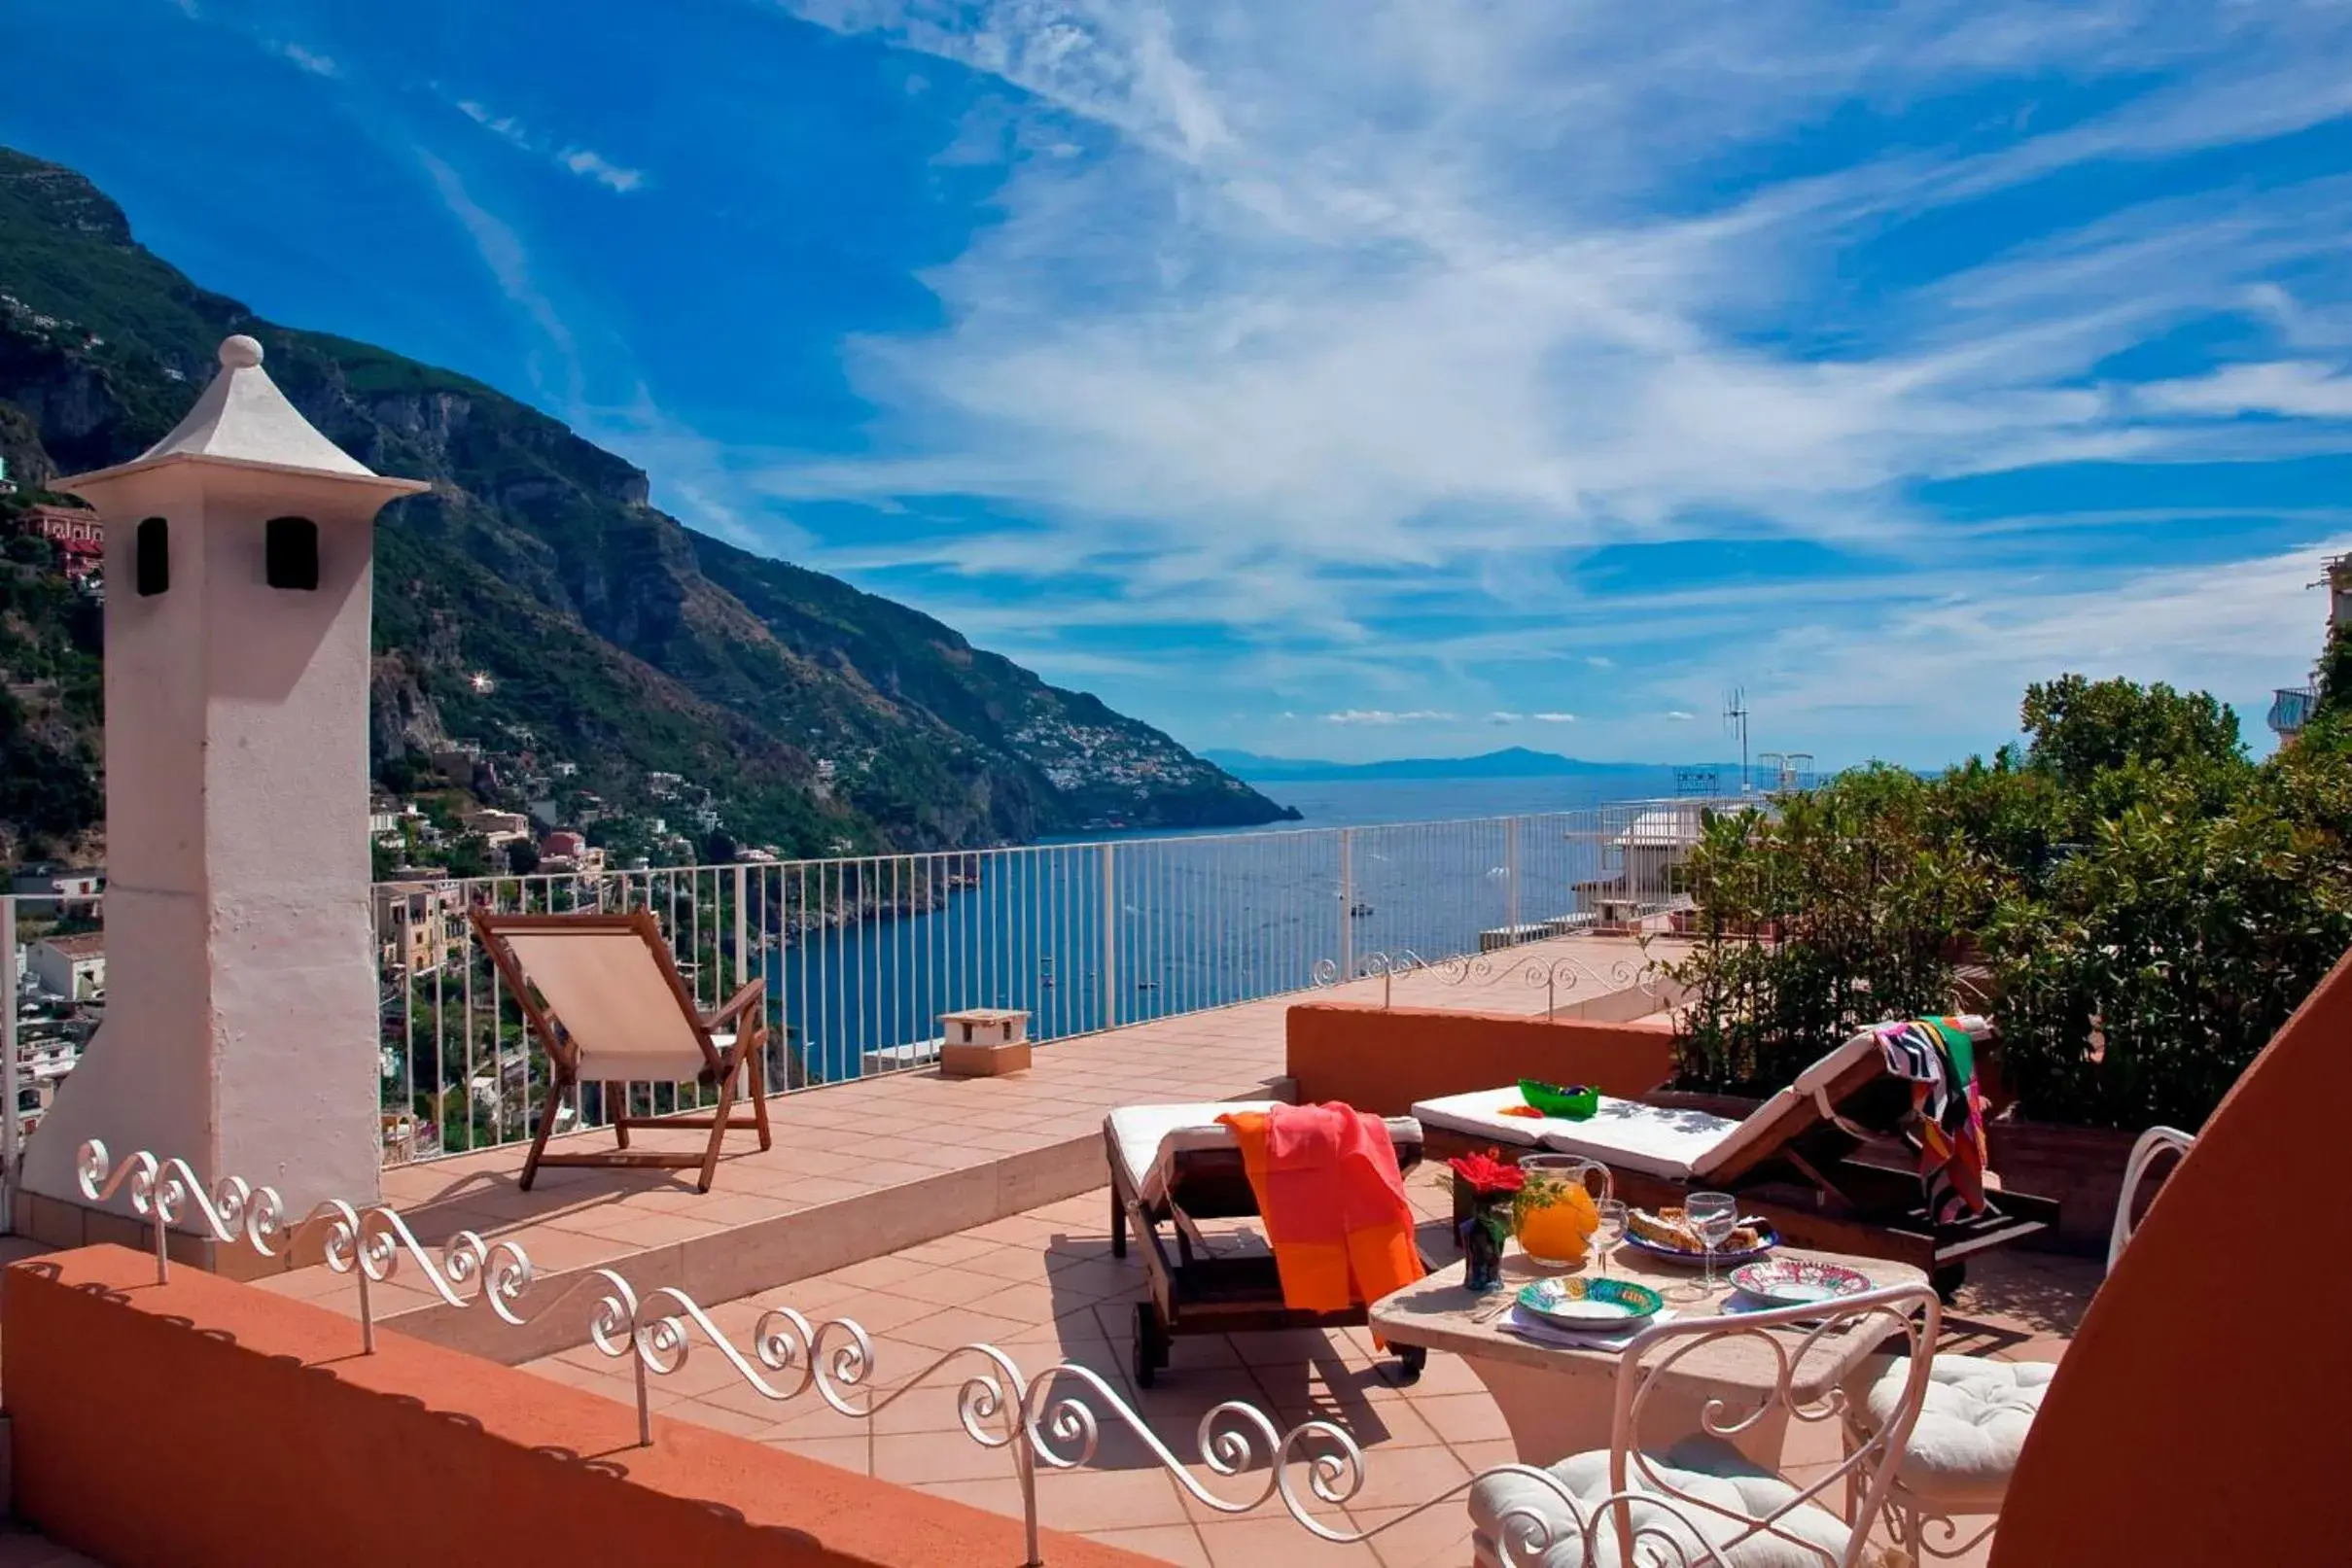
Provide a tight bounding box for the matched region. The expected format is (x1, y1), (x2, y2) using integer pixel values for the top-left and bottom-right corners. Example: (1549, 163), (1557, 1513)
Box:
(2268, 685), (2318, 737)
(369, 800), (1721, 1167)
(0, 796), (1737, 1184)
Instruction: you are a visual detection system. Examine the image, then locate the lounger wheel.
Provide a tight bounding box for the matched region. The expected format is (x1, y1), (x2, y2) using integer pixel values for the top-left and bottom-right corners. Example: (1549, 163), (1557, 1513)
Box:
(1394, 1344), (1427, 1383)
(1134, 1303), (1171, 1387)
(1931, 1262), (1967, 1306)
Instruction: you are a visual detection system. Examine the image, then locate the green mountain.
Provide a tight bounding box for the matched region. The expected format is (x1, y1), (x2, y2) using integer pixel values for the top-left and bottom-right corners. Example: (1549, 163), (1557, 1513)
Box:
(0, 147), (1294, 866)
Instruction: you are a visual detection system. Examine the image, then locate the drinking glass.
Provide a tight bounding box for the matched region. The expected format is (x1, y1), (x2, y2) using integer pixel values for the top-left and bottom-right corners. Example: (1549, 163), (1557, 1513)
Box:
(1687, 1192), (1738, 1297)
(1593, 1199), (1629, 1278)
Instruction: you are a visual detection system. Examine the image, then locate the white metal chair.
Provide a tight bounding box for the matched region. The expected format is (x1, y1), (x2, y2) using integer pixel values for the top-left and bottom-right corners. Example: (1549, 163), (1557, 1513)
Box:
(1843, 1123), (2198, 1559)
(1467, 1283), (1942, 1567)
(2106, 1125), (2195, 1275)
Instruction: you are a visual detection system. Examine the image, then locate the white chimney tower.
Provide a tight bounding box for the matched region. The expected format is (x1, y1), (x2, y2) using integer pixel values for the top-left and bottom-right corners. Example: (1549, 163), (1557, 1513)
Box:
(17, 335), (428, 1254)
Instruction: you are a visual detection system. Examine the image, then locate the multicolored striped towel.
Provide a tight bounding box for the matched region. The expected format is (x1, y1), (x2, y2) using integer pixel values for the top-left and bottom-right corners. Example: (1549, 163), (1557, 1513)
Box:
(1875, 1017), (1990, 1224)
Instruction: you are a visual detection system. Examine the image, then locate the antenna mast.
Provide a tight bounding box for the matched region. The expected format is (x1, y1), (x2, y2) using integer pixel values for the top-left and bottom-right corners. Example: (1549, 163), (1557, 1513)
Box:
(1723, 687), (1751, 793)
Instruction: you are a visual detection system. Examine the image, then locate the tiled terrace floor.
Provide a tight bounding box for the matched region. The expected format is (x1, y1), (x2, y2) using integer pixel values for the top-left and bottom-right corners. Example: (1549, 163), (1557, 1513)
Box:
(257, 935), (1685, 1350)
(521, 1163), (2094, 1568)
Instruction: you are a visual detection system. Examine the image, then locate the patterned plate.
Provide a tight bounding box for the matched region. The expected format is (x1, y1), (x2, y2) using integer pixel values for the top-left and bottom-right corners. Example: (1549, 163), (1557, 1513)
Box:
(1728, 1258), (1873, 1308)
(1516, 1275), (1665, 1328)
(1620, 1226), (1777, 1268)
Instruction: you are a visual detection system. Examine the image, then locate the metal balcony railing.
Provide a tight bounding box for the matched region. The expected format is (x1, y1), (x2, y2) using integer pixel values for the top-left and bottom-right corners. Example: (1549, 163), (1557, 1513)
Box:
(0, 797), (1727, 1186)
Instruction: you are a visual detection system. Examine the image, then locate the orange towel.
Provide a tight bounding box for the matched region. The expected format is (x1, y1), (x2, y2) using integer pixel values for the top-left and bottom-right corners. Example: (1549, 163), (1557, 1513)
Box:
(1217, 1104), (1425, 1327)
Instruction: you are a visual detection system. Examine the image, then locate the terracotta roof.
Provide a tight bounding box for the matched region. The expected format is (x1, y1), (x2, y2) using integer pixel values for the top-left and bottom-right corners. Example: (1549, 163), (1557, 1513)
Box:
(39, 933), (103, 958)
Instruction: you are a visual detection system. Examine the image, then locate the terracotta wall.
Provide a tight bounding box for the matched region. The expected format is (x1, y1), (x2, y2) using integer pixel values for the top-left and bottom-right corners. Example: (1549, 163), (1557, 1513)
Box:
(5, 1245), (1157, 1568)
(1991, 947), (2352, 1566)
(1285, 1002), (1676, 1116)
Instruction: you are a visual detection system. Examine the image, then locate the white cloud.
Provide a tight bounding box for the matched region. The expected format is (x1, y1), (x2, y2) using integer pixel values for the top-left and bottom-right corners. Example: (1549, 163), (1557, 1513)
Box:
(1486, 711), (1523, 723)
(270, 41), (337, 76)
(415, 152), (579, 403)
(747, 1), (2352, 759)
(1322, 710), (1453, 725)
(450, 96), (647, 194)
(2137, 362), (2352, 420)
(1530, 712), (1577, 723)
(559, 147), (646, 193)
(759, 4), (2352, 608)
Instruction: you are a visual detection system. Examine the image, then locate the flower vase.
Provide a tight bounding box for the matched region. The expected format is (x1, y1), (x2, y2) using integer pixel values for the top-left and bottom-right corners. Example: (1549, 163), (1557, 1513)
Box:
(1459, 1194), (1512, 1295)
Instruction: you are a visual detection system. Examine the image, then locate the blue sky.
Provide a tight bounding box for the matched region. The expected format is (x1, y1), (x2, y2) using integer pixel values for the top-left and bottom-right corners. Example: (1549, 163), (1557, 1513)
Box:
(8, 1), (2352, 768)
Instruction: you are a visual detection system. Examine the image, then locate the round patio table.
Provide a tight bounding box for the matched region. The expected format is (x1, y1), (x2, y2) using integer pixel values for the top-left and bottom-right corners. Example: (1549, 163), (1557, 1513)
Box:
(1369, 1243), (1927, 1468)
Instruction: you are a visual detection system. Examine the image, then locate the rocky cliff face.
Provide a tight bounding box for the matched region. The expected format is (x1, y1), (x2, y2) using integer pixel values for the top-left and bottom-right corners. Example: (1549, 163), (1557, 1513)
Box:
(0, 147), (1291, 863)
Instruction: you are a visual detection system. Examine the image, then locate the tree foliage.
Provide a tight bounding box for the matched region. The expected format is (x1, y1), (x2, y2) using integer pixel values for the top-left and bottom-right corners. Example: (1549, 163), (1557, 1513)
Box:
(1666, 672), (2352, 1130)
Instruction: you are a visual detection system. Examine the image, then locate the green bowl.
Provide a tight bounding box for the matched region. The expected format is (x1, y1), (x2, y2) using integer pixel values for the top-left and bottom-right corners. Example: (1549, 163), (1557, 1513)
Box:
(1519, 1078), (1599, 1120)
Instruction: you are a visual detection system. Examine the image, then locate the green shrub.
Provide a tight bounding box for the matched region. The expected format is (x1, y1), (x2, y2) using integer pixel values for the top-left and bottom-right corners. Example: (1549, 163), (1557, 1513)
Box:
(1667, 672), (2352, 1130)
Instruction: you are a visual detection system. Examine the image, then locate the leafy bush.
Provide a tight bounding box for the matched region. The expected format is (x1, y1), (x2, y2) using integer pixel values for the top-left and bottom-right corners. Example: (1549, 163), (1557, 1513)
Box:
(1667, 673), (2352, 1130)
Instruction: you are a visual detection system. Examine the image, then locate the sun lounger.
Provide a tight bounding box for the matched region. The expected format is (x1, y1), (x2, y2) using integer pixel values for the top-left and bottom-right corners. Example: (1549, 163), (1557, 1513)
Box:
(1105, 1100), (1428, 1385)
(1412, 1017), (2058, 1297)
(471, 910), (773, 1192)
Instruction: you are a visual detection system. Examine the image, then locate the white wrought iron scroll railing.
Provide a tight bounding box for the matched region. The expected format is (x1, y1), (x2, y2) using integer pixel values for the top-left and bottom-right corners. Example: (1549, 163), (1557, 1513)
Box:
(368, 799), (1715, 1167)
(51, 1139), (1930, 1566)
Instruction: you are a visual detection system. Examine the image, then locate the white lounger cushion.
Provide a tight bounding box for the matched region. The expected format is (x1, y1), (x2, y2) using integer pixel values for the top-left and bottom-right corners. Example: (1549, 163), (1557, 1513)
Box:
(1105, 1101), (1422, 1208)
(1413, 1015), (1988, 1182)
(1411, 1089), (1738, 1179)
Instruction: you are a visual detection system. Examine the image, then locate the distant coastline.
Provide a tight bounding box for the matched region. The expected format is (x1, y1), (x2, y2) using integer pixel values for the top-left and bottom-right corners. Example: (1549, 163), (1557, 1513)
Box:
(1200, 745), (1730, 785)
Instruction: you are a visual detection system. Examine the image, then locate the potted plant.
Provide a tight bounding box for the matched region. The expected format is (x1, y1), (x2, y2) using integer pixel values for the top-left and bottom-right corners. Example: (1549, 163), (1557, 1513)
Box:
(1448, 1149), (1524, 1294)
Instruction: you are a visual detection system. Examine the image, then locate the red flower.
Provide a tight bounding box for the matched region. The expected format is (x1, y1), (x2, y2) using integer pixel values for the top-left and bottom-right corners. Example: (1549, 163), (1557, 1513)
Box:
(1447, 1149), (1526, 1196)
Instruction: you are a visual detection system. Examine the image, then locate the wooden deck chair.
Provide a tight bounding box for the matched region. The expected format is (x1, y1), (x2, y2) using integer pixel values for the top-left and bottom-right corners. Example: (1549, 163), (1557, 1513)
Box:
(1414, 1016), (2059, 1298)
(471, 910), (773, 1192)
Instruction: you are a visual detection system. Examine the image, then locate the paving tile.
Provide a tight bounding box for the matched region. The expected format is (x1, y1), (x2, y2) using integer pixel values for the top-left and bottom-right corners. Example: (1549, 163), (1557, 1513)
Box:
(1409, 1395), (1512, 1447)
(1033, 1465), (1191, 1531)
(1196, 1514), (1385, 1568)
(874, 1428), (1031, 1483)
(1087, 1523), (1214, 1568)
(1346, 1502), (1477, 1568)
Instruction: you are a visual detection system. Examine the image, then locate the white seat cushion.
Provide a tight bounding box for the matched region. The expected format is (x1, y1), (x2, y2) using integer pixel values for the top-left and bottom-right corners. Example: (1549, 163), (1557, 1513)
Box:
(1860, 1354), (2054, 1510)
(1408, 1089), (1548, 1149)
(1412, 1015), (1989, 1182)
(1103, 1101), (1422, 1207)
(1468, 1437), (1857, 1568)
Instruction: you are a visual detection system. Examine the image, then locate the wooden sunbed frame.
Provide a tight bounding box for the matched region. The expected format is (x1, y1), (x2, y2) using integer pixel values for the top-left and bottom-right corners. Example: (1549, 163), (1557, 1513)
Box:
(1108, 1130), (1432, 1387)
(471, 909), (773, 1192)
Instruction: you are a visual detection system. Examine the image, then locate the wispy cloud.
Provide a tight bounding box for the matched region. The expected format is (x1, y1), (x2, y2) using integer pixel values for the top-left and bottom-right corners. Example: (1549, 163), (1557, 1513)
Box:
(1322, 710), (1452, 725)
(755, 0), (2352, 759)
(1530, 713), (1577, 724)
(451, 96), (647, 193)
(269, 40), (338, 77)
(415, 151), (579, 403)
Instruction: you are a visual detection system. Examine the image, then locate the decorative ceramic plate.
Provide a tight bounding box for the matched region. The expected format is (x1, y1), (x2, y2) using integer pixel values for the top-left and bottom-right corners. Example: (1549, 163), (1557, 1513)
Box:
(1515, 1275), (1665, 1328)
(1727, 1258), (1872, 1308)
(1620, 1227), (1777, 1268)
